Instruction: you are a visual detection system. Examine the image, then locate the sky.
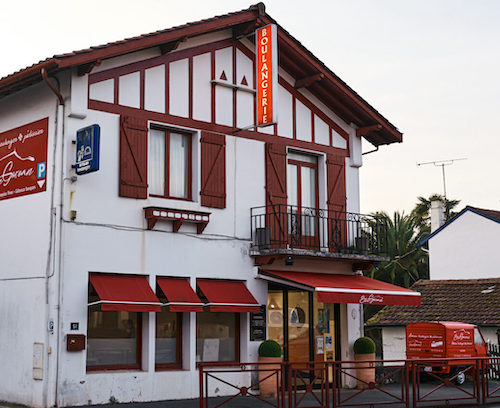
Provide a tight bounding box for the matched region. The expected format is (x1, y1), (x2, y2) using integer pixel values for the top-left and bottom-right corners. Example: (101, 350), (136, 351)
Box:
(1, 0), (499, 215)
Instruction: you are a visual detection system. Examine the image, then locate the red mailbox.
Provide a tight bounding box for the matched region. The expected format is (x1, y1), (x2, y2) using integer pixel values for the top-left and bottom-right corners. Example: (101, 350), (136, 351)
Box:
(67, 334), (86, 351)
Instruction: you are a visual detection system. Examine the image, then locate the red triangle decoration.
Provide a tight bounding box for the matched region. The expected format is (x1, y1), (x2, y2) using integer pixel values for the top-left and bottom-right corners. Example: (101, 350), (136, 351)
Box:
(219, 71), (227, 81)
(241, 76), (248, 86)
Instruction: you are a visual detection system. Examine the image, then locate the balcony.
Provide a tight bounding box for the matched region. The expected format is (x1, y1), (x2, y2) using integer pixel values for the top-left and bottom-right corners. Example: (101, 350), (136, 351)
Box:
(250, 205), (388, 262)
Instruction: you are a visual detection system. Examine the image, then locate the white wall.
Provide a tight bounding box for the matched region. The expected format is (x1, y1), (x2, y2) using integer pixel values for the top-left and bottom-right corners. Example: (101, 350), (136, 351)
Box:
(429, 211), (500, 280)
(0, 79), (66, 407)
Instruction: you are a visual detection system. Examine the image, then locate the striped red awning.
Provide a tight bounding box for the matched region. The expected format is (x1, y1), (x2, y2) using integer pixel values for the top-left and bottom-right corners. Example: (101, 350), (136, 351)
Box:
(89, 273), (162, 312)
(197, 280), (260, 312)
(259, 270), (421, 306)
(157, 277), (204, 312)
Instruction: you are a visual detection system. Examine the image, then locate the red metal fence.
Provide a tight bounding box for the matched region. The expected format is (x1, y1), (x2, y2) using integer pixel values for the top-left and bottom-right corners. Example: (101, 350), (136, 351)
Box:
(198, 357), (500, 408)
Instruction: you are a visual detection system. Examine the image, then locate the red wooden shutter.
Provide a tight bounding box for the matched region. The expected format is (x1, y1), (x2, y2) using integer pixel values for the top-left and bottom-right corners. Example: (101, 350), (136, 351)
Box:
(119, 115), (148, 199)
(265, 143), (287, 208)
(200, 132), (226, 208)
(265, 143), (287, 247)
(326, 153), (347, 250)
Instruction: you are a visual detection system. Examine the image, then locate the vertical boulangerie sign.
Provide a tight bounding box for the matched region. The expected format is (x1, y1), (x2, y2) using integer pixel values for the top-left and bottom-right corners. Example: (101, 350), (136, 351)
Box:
(0, 118), (49, 201)
(256, 24), (278, 126)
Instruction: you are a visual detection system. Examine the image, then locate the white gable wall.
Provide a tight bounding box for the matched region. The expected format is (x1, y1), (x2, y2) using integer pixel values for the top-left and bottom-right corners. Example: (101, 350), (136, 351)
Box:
(429, 211), (500, 280)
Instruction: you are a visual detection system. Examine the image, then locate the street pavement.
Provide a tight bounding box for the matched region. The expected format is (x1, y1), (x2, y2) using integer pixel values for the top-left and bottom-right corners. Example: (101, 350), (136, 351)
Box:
(3, 382), (500, 408)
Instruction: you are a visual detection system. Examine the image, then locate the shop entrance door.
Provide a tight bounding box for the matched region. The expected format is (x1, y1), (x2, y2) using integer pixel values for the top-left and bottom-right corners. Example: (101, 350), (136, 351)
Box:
(267, 285), (340, 364)
(287, 290), (311, 362)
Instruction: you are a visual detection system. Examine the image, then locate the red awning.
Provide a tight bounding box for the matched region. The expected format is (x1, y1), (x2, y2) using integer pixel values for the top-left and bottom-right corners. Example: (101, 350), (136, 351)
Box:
(197, 280), (260, 312)
(89, 274), (162, 312)
(157, 277), (204, 312)
(260, 270), (421, 306)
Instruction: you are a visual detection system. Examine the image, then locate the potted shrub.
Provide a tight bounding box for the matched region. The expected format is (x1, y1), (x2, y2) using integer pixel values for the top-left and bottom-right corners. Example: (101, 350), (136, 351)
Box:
(353, 336), (376, 389)
(258, 340), (282, 398)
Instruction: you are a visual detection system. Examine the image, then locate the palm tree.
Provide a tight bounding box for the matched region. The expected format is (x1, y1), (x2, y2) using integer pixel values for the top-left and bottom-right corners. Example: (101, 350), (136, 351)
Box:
(364, 210), (430, 321)
(368, 211), (429, 288)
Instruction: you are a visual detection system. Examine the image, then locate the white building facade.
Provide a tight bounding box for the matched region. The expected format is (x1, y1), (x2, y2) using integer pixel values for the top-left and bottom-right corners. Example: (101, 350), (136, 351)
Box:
(0, 4), (414, 407)
(428, 206), (500, 280)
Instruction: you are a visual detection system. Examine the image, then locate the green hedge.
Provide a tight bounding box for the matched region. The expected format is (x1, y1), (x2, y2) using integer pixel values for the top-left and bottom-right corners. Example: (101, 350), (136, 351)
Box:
(258, 340), (282, 357)
(353, 337), (376, 354)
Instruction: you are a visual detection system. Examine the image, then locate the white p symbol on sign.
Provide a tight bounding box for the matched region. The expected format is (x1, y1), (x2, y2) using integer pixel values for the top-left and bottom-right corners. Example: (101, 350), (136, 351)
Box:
(37, 162), (46, 179)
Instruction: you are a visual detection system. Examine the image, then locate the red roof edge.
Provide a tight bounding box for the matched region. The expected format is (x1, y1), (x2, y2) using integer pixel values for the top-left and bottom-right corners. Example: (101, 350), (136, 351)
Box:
(0, 2), (402, 145)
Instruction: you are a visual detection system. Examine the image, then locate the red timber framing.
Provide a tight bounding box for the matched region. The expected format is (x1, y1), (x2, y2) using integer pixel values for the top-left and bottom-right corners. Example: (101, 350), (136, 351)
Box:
(0, 3), (402, 146)
(87, 37), (350, 156)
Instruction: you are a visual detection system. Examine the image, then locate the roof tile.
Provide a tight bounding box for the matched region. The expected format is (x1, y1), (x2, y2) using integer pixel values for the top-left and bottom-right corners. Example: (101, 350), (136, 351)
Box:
(367, 278), (500, 326)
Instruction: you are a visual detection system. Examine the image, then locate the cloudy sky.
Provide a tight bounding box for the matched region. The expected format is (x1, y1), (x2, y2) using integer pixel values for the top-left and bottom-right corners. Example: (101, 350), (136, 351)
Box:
(1, 0), (499, 214)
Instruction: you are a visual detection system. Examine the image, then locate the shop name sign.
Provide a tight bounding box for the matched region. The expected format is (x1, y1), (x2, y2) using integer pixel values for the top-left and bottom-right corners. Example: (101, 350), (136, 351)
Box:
(256, 24), (278, 126)
(0, 118), (48, 201)
(359, 294), (384, 304)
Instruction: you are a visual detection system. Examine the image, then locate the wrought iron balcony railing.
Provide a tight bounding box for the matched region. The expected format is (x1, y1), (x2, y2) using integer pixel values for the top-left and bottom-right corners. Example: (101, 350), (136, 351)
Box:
(250, 205), (388, 257)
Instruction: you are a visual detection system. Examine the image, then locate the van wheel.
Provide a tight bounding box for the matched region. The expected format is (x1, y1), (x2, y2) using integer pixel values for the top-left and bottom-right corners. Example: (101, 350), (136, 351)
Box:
(453, 367), (466, 385)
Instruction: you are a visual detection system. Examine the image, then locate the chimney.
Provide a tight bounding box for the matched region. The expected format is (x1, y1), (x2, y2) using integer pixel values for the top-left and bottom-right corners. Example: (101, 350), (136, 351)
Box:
(430, 200), (445, 232)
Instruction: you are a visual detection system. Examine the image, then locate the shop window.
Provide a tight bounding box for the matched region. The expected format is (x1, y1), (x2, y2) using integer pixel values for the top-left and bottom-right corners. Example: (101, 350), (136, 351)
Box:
(155, 285), (182, 370)
(86, 286), (141, 370)
(196, 312), (239, 362)
(148, 127), (192, 200)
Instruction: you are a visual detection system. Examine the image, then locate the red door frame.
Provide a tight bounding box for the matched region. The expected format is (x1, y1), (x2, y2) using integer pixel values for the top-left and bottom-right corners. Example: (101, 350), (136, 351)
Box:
(287, 156), (320, 249)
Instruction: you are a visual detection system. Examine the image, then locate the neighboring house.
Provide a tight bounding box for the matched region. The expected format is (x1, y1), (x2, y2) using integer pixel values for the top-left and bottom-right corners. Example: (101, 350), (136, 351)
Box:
(366, 278), (500, 360)
(425, 206), (500, 280)
(367, 205), (500, 359)
(0, 3), (418, 407)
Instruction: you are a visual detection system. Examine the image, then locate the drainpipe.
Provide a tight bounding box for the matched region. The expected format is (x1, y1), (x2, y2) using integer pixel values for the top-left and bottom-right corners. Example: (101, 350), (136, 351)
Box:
(41, 68), (65, 408)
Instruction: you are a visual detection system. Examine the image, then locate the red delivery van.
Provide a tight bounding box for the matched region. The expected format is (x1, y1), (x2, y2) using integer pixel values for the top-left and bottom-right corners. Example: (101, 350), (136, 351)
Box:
(406, 322), (488, 384)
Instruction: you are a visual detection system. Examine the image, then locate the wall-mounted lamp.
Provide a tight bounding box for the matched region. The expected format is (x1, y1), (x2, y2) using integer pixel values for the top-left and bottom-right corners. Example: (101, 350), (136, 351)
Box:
(285, 256), (294, 266)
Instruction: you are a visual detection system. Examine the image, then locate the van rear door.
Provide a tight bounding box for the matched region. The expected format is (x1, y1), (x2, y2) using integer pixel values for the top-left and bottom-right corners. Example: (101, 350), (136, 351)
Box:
(406, 323), (445, 359)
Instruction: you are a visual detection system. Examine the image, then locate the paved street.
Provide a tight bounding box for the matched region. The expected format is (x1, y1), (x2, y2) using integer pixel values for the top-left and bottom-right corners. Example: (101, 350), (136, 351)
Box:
(2, 381), (500, 408)
(75, 381), (500, 408)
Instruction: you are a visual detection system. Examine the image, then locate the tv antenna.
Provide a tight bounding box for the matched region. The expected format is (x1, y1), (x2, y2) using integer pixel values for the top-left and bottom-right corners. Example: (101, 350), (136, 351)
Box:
(417, 158), (467, 199)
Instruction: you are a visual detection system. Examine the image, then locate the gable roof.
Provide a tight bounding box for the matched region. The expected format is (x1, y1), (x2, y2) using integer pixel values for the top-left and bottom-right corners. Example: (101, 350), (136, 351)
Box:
(419, 206), (500, 246)
(0, 3), (402, 147)
(366, 278), (500, 327)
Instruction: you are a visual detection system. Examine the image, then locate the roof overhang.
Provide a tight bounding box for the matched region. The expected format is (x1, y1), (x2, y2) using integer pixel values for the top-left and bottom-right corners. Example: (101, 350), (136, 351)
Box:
(0, 3), (402, 145)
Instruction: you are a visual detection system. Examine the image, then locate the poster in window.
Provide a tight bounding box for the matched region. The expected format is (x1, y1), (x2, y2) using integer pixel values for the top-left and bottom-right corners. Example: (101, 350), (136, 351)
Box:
(202, 338), (220, 362)
(316, 336), (324, 355)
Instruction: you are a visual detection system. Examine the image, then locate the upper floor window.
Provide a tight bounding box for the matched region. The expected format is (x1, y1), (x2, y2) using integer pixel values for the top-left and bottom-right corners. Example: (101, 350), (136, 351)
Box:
(287, 151), (318, 211)
(148, 127), (192, 200)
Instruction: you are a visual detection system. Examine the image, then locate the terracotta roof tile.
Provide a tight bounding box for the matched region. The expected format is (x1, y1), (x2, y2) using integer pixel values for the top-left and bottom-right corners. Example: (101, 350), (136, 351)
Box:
(367, 278), (500, 327)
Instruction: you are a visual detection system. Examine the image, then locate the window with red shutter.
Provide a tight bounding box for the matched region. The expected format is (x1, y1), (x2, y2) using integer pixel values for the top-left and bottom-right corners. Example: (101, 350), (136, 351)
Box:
(119, 115), (148, 199)
(200, 132), (226, 209)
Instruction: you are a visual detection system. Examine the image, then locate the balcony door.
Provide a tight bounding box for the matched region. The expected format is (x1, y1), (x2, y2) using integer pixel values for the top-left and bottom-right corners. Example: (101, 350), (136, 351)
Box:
(287, 151), (319, 248)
